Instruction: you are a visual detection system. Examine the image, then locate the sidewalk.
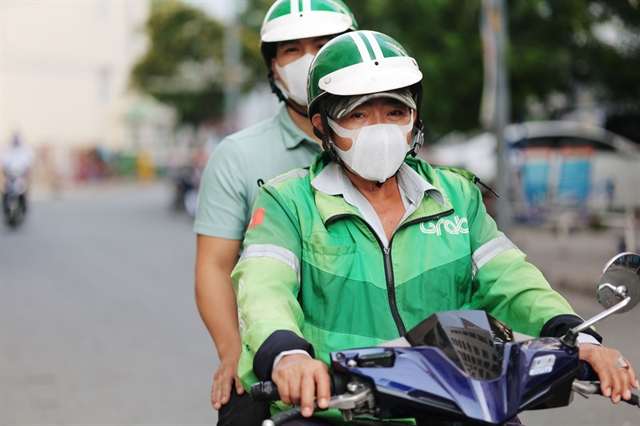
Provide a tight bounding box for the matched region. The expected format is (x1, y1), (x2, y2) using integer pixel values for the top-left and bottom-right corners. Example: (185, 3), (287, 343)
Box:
(509, 225), (625, 295)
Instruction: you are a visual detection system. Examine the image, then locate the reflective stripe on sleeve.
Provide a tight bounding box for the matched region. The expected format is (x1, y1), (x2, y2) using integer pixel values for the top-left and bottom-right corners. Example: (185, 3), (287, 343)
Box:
(239, 244), (301, 283)
(268, 169), (309, 187)
(471, 235), (517, 278)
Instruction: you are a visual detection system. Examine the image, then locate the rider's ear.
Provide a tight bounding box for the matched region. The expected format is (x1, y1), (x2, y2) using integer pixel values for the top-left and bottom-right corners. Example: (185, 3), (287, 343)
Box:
(311, 113), (324, 134)
(271, 57), (280, 80)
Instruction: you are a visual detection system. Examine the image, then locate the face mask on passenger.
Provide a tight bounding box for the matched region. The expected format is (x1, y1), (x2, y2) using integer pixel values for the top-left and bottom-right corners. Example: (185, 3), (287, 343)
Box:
(328, 116), (413, 183)
(274, 53), (315, 107)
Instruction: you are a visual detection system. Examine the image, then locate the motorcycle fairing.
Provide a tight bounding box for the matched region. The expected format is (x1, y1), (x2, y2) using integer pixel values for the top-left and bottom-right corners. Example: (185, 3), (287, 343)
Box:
(330, 310), (579, 425)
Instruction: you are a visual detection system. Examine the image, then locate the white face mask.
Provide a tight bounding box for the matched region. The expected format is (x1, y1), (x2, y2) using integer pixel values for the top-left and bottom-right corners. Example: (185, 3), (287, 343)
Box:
(328, 117), (413, 183)
(274, 53), (314, 107)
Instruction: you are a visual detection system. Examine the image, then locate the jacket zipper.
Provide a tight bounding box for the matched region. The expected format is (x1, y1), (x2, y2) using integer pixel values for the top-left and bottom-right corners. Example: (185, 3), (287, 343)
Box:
(382, 245), (404, 335)
(326, 208), (455, 336)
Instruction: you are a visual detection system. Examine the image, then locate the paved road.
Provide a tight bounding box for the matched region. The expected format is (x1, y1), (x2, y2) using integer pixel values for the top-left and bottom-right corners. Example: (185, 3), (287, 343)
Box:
(1, 183), (218, 425)
(519, 294), (640, 426)
(1, 183), (638, 425)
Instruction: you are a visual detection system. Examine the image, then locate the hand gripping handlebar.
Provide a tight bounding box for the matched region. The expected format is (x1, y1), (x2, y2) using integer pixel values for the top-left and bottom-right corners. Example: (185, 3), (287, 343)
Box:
(575, 361), (640, 408)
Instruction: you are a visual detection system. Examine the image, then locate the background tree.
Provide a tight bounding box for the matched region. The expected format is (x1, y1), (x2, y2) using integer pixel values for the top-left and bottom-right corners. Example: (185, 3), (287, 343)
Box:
(130, 0), (263, 125)
(132, 0), (639, 139)
(244, 0), (639, 140)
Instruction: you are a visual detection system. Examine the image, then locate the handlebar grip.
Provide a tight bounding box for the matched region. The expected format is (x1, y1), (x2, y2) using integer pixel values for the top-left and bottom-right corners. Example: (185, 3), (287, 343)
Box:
(589, 381), (640, 408)
(576, 362), (640, 407)
(264, 406), (304, 426)
(597, 389), (640, 408)
(252, 372), (345, 402)
(264, 403), (323, 426)
(251, 381), (280, 402)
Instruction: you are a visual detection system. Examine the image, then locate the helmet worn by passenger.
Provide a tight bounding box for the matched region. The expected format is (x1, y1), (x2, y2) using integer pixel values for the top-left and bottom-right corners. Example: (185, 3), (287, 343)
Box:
(307, 30), (425, 157)
(260, 0), (358, 109)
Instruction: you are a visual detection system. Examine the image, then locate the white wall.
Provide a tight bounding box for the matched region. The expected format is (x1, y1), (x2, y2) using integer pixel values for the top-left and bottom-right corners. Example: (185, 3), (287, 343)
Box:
(0, 1), (150, 150)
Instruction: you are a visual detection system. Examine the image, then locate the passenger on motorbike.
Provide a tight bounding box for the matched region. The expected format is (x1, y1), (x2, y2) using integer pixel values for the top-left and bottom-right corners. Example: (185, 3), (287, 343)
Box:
(231, 31), (638, 424)
(193, 1), (358, 423)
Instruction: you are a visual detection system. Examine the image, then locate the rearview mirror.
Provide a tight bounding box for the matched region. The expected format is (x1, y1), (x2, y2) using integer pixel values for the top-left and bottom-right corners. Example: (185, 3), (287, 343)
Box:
(597, 252), (640, 313)
(561, 252), (640, 347)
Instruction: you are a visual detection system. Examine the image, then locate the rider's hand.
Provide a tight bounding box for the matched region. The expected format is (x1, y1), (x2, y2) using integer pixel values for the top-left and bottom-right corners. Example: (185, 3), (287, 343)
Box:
(272, 354), (331, 417)
(211, 355), (244, 410)
(579, 343), (639, 403)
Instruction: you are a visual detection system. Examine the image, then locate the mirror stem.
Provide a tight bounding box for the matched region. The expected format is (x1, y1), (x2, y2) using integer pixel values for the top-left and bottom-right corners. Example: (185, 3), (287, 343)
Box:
(561, 296), (631, 348)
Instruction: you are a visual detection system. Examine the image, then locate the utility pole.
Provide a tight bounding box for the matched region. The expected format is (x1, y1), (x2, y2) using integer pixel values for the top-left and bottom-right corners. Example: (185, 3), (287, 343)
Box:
(480, 0), (511, 234)
(223, 1), (242, 134)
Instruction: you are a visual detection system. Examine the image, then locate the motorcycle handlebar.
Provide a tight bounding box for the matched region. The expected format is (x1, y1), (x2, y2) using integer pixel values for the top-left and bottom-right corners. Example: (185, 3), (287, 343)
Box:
(252, 381), (327, 426)
(255, 361), (640, 425)
(576, 361), (640, 408)
(254, 362), (602, 402)
(593, 386), (640, 408)
(261, 403), (324, 426)
(251, 380), (280, 402)
(251, 372), (349, 403)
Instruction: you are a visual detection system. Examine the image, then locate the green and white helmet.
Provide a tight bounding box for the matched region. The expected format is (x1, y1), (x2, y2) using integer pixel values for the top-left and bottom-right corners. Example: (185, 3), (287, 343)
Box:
(307, 30), (425, 156)
(260, 0), (358, 108)
(261, 0), (357, 45)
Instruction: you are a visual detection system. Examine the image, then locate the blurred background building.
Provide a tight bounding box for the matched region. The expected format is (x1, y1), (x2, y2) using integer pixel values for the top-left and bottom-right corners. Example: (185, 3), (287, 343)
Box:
(1, 0), (181, 183)
(0, 0), (280, 187)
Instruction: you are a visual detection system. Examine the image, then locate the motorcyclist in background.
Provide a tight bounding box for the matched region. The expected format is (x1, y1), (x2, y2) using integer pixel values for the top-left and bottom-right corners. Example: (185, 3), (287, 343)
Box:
(231, 31), (639, 425)
(1, 133), (34, 219)
(193, 1), (358, 424)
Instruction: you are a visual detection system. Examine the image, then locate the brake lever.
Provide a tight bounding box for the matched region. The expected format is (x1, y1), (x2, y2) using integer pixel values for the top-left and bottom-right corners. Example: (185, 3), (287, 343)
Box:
(328, 382), (376, 422)
(572, 380), (640, 408)
(572, 380), (599, 396)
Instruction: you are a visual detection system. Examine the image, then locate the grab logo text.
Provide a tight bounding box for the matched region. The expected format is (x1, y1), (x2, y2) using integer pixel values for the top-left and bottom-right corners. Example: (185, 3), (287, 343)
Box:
(420, 216), (469, 236)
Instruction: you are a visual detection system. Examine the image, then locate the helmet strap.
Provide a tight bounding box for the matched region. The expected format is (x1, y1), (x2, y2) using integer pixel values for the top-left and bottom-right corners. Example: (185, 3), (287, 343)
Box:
(268, 72), (308, 118)
(317, 100), (341, 163)
(409, 82), (425, 157)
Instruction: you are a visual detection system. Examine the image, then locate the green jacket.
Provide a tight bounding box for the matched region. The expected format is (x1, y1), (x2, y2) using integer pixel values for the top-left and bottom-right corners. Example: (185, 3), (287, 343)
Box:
(232, 153), (579, 391)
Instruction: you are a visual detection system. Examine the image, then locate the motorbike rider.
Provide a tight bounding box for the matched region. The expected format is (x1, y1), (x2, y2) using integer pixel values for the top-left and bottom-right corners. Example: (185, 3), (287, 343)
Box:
(231, 31), (639, 424)
(1, 133), (34, 216)
(193, 0), (358, 423)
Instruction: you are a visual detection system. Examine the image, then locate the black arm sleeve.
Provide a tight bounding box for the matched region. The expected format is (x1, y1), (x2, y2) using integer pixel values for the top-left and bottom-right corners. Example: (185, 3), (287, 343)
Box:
(540, 314), (603, 343)
(253, 330), (316, 381)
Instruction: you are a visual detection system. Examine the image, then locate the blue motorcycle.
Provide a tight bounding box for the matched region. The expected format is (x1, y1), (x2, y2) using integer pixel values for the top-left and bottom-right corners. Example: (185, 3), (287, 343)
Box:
(252, 252), (640, 425)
